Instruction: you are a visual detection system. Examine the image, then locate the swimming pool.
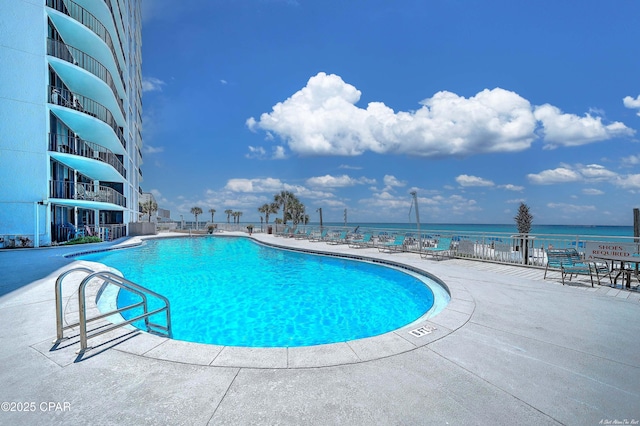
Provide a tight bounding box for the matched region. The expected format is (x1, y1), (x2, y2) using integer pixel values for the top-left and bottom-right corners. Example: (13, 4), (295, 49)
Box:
(77, 237), (448, 347)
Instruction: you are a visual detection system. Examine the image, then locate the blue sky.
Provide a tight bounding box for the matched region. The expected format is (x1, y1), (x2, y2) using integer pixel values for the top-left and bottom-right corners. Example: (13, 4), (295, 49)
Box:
(140, 0), (640, 226)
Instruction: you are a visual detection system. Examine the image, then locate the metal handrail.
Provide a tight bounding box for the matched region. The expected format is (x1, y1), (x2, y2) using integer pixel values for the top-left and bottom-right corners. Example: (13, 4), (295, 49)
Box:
(54, 267), (94, 341)
(53, 267), (172, 353)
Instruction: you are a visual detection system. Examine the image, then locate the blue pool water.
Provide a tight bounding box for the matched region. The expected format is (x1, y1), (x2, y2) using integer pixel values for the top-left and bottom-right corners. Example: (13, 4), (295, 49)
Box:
(76, 237), (440, 347)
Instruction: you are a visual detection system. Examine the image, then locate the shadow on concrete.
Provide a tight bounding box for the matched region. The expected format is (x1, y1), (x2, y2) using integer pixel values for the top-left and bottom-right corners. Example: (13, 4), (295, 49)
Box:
(0, 240), (125, 298)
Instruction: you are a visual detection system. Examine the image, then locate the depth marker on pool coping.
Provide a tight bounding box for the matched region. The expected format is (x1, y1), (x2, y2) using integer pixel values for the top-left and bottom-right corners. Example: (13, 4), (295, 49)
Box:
(409, 325), (436, 337)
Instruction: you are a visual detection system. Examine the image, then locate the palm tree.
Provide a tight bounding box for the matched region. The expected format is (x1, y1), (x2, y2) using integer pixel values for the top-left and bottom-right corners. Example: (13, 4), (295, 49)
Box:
(288, 198), (306, 226)
(224, 209), (233, 223)
(231, 211), (243, 224)
(139, 199), (158, 222)
(258, 204), (277, 224)
(258, 204), (269, 224)
(190, 206), (203, 230)
(274, 190), (296, 224)
(208, 208), (216, 223)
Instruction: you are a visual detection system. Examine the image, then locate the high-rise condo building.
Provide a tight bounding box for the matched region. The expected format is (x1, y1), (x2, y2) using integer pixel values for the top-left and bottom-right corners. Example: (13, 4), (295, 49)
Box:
(0, 0), (143, 247)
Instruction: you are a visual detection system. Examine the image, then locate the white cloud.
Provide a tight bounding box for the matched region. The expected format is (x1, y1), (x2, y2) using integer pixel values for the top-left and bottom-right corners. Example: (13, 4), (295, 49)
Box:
(621, 155), (640, 167)
(220, 79), (228, 85)
(247, 72), (634, 158)
(455, 174), (494, 187)
(272, 146), (287, 159)
(547, 202), (597, 213)
(534, 104), (634, 148)
(142, 77), (166, 92)
(339, 164), (363, 170)
(246, 146), (266, 159)
(527, 167), (581, 185)
(527, 163), (637, 187)
(579, 164), (618, 181)
(247, 73), (539, 157)
(306, 174), (375, 188)
(623, 95), (640, 116)
(143, 144), (164, 154)
(582, 188), (604, 195)
(383, 175), (406, 188)
(499, 184), (524, 191)
(149, 189), (168, 204)
(615, 174), (640, 189)
(223, 178), (334, 200)
(224, 178), (284, 193)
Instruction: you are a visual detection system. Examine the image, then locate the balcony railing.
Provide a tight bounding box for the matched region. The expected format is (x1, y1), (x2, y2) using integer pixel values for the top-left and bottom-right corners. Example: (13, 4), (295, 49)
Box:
(47, 38), (125, 117)
(51, 223), (126, 243)
(46, 0), (125, 92)
(50, 180), (126, 208)
(48, 85), (126, 149)
(49, 133), (126, 179)
(102, 0), (126, 65)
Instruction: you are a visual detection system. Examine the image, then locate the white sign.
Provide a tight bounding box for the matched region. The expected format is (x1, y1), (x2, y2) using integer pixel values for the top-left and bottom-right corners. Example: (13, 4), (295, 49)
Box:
(585, 241), (640, 261)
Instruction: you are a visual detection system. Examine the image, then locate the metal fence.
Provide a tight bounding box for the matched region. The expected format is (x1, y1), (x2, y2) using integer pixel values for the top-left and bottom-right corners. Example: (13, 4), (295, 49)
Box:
(204, 223), (638, 268)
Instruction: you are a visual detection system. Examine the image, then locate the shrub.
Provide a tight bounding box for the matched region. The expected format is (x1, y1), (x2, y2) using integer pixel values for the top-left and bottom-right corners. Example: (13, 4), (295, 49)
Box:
(63, 236), (103, 245)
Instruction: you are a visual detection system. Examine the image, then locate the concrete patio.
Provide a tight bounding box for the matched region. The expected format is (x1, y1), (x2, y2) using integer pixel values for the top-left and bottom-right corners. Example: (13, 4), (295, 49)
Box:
(0, 232), (638, 425)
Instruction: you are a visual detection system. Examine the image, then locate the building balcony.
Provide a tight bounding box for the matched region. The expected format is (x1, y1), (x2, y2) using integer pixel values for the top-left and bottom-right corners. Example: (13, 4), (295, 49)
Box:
(47, 38), (125, 119)
(49, 180), (127, 209)
(48, 85), (126, 152)
(49, 133), (126, 181)
(46, 0), (126, 93)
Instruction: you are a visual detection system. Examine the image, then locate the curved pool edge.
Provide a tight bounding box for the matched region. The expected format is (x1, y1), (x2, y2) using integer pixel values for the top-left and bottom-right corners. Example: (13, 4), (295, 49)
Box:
(81, 232), (475, 369)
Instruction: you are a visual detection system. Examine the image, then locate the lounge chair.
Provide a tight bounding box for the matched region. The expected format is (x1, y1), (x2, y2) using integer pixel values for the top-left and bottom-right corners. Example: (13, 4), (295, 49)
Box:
(420, 237), (452, 260)
(348, 233), (373, 249)
(294, 229), (312, 239)
(544, 248), (610, 287)
(275, 226), (290, 237)
(326, 231), (348, 245)
(309, 229), (328, 242)
(378, 235), (405, 253)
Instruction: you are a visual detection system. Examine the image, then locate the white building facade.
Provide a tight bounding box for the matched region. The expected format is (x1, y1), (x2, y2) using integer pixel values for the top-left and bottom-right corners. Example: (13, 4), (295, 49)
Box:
(0, 0), (143, 247)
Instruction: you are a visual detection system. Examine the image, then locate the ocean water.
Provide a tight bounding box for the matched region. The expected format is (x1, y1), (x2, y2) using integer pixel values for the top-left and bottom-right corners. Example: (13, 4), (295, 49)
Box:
(311, 223), (635, 238)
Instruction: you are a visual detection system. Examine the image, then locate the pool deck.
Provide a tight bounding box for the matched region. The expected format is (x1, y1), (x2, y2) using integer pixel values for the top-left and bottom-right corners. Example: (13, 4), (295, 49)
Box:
(0, 232), (638, 425)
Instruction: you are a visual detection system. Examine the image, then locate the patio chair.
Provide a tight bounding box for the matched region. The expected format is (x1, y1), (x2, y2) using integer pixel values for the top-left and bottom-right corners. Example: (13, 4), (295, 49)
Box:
(348, 233), (373, 249)
(544, 248), (610, 287)
(294, 229), (312, 239)
(420, 237), (452, 260)
(309, 229), (329, 242)
(378, 235), (405, 253)
(64, 222), (84, 240)
(326, 231), (348, 245)
(275, 226), (290, 237)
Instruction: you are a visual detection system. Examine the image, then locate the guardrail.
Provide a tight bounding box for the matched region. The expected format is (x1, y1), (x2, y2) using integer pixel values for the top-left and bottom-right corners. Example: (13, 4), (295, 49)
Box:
(267, 224), (639, 267)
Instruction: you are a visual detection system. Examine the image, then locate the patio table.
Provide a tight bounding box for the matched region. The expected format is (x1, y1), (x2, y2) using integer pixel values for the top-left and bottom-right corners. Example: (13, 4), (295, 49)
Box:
(592, 254), (640, 289)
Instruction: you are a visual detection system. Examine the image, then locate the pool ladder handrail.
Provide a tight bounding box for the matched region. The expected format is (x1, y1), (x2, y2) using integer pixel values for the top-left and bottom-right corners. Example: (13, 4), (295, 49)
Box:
(54, 267), (172, 353)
